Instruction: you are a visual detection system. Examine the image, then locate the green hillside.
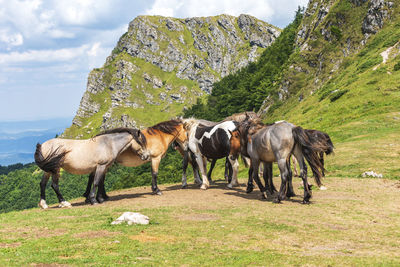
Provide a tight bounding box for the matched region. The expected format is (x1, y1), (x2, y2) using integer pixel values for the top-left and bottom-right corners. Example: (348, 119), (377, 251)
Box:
(186, 0), (400, 179)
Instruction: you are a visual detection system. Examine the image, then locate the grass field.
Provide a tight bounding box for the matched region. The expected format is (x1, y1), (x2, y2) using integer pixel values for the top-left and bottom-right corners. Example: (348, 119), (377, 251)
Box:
(1, 174), (399, 266)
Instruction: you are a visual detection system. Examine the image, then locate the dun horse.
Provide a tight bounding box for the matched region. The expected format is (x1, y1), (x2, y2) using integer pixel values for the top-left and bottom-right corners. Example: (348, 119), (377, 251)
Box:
(184, 119), (241, 189)
(247, 128), (334, 193)
(239, 119), (329, 203)
(84, 119), (190, 198)
(34, 128), (148, 209)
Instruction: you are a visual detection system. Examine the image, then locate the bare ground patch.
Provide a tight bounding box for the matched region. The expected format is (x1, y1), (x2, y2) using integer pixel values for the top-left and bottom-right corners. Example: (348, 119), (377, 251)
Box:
(129, 232), (176, 243)
(176, 213), (219, 221)
(73, 230), (119, 239)
(0, 242), (21, 248)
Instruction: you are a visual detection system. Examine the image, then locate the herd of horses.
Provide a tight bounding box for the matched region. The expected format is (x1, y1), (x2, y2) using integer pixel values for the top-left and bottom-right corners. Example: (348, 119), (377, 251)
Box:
(34, 112), (334, 209)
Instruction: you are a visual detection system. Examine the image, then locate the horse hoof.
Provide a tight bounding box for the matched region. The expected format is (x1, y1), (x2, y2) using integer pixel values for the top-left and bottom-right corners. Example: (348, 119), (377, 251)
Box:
(227, 184), (233, 189)
(302, 200), (311, 204)
(38, 199), (48, 209)
(286, 192), (296, 198)
(200, 184), (209, 190)
(59, 201), (72, 208)
(90, 199), (98, 205)
(260, 192), (267, 199)
(97, 197), (105, 204)
(85, 198), (91, 204)
(246, 186), (254, 194)
(182, 184), (188, 189)
(273, 198), (281, 204)
(156, 191), (163, 196)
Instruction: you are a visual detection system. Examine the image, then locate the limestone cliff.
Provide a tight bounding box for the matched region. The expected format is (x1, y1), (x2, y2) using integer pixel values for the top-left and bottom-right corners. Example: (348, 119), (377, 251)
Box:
(64, 14), (280, 138)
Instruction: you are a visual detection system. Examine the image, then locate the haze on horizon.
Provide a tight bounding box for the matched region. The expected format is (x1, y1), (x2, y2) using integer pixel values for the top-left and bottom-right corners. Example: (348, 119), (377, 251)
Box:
(0, 0), (308, 122)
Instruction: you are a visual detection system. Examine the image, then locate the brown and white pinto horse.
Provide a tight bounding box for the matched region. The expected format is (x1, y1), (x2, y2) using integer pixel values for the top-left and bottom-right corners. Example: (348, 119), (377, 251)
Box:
(180, 112), (258, 188)
(184, 119), (241, 189)
(84, 119), (189, 198)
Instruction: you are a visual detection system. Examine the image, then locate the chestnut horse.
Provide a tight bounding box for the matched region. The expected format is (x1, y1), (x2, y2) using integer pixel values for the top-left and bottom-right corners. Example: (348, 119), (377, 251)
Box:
(84, 119), (189, 198)
(35, 128), (149, 209)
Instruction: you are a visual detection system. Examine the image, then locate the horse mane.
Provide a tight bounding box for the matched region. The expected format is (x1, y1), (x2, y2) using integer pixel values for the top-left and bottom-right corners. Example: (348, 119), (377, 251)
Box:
(223, 111), (259, 123)
(95, 127), (147, 146)
(147, 119), (182, 136)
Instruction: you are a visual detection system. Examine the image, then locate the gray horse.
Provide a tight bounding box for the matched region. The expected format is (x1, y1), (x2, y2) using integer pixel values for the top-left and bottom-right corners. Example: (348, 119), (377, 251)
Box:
(35, 128), (149, 209)
(239, 119), (328, 203)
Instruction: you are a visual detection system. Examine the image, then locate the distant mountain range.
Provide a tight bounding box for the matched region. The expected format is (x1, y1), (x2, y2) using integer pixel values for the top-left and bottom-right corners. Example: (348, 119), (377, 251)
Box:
(0, 118), (72, 165)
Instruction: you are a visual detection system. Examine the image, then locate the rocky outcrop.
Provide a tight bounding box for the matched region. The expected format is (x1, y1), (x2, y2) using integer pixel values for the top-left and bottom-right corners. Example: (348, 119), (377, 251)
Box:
(362, 0), (392, 35)
(115, 14), (279, 94)
(67, 14), (280, 136)
(259, 0), (394, 117)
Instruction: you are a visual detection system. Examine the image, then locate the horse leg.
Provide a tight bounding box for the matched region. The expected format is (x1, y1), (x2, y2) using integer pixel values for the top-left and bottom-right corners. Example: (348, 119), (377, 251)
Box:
(51, 171), (71, 208)
(251, 159), (267, 199)
(227, 156), (239, 188)
(276, 159), (290, 203)
(88, 165), (107, 205)
(181, 150), (189, 189)
(263, 162), (277, 196)
(84, 172), (94, 203)
(207, 159), (217, 183)
(297, 155), (311, 203)
(96, 173), (107, 203)
(194, 154), (209, 190)
(39, 172), (51, 209)
(189, 151), (202, 185)
(151, 156), (163, 195)
(246, 166), (254, 193)
(292, 156), (299, 177)
(286, 159), (296, 198)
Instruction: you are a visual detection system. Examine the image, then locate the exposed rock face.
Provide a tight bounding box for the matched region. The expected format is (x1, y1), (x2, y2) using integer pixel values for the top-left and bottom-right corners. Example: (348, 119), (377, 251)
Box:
(259, 0), (394, 117)
(362, 0), (392, 35)
(66, 14), (280, 136)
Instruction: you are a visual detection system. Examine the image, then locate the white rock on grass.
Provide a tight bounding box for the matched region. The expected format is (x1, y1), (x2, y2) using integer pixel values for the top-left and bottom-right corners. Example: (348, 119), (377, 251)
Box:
(111, 212), (150, 225)
(362, 171), (383, 178)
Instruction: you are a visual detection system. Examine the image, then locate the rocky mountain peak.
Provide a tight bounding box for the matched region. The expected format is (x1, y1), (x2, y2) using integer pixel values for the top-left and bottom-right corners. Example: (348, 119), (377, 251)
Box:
(65, 14), (280, 138)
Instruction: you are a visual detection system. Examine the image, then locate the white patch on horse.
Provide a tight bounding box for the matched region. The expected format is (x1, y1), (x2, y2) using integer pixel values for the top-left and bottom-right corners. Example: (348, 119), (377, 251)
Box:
(198, 121), (236, 144)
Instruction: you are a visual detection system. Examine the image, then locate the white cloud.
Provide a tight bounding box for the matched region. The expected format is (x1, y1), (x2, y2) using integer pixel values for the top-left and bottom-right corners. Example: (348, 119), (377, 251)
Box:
(51, 0), (114, 26)
(0, 42), (108, 68)
(0, 29), (23, 47)
(146, 0), (275, 21)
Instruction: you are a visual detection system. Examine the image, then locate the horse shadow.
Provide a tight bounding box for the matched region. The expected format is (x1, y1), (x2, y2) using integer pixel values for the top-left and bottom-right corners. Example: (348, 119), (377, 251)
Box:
(223, 185), (307, 204)
(72, 191), (154, 207)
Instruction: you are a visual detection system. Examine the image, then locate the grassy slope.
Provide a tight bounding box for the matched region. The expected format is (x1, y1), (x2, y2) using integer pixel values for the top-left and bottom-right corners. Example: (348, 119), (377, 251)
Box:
(265, 1), (400, 179)
(0, 176), (399, 266)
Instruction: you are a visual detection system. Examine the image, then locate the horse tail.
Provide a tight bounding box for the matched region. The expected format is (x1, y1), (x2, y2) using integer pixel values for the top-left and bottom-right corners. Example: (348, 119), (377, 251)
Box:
(323, 132), (334, 155)
(241, 155), (250, 168)
(34, 143), (67, 174)
(292, 127), (326, 187)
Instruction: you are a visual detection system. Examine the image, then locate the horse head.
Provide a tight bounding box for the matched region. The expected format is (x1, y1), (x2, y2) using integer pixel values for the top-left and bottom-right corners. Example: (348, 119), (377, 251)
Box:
(129, 130), (151, 161)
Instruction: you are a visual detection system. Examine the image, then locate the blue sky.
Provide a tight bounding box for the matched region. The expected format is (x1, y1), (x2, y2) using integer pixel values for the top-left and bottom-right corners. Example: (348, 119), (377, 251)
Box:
(0, 0), (308, 121)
